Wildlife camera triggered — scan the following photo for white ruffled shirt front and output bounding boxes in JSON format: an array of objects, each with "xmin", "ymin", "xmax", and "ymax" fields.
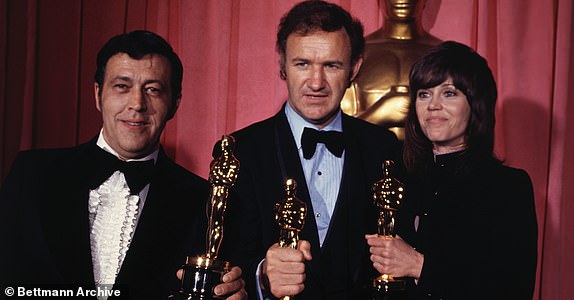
[
  {"xmin": 89, "ymin": 132, "xmax": 158, "ymax": 296},
  {"xmin": 89, "ymin": 172, "xmax": 140, "ymax": 286}
]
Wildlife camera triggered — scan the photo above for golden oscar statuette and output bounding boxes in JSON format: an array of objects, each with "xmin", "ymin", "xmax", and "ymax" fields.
[
  {"xmin": 275, "ymin": 179, "xmax": 307, "ymax": 300},
  {"xmin": 170, "ymin": 135, "xmax": 240, "ymax": 300},
  {"xmin": 372, "ymin": 160, "xmax": 407, "ymax": 300}
]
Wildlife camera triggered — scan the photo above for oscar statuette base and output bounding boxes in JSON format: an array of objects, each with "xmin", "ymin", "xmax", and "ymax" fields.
[
  {"xmin": 169, "ymin": 256, "xmax": 230, "ymax": 300},
  {"xmin": 372, "ymin": 274, "xmax": 407, "ymax": 300}
]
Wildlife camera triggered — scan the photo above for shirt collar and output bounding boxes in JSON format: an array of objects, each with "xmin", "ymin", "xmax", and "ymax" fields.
[
  {"xmin": 284, "ymin": 102, "xmax": 343, "ymax": 151},
  {"xmin": 96, "ymin": 129, "xmax": 159, "ymax": 163}
]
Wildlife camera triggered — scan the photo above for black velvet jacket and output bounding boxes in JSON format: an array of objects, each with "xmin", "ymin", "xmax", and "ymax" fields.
[{"xmin": 397, "ymin": 152, "xmax": 538, "ymax": 300}]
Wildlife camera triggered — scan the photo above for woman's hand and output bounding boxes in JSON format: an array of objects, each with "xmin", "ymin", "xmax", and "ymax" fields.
[{"xmin": 365, "ymin": 234, "xmax": 424, "ymax": 279}]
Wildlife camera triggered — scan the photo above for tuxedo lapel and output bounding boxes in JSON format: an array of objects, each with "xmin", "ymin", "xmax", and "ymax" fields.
[
  {"xmin": 340, "ymin": 115, "xmax": 374, "ymax": 283},
  {"xmin": 39, "ymin": 139, "xmax": 100, "ymax": 284}
]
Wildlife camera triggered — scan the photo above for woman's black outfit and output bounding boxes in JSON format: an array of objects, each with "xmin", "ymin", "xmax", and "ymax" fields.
[{"xmin": 398, "ymin": 151, "xmax": 538, "ymax": 299}]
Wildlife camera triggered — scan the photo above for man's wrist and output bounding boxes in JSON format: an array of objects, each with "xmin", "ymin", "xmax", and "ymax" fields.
[{"xmin": 256, "ymin": 258, "xmax": 272, "ymax": 299}]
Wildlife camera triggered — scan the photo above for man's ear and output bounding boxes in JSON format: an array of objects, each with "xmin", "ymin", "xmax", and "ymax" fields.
[
  {"xmin": 167, "ymin": 98, "xmax": 181, "ymax": 120},
  {"xmin": 279, "ymin": 55, "xmax": 287, "ymax": 80},
  {"xmin": 94, "ymin": 83, "xmax": 102, "ymax": 112},
  {"xmin": 349, "ymin": 56, "xmax": 364, "ymax": 82}
]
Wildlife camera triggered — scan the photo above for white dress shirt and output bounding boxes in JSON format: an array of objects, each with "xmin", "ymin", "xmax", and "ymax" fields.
[{"xmin": 285, "ymin": 102, "xmax": 344, "ymax": 246}]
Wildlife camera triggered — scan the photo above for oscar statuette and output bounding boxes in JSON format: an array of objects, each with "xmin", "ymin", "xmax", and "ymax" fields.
[
  {"xmin": 170, "ymin": 135, "xmax": 240, "ymax": 300},
  {"xmin": 372, "ymin": 160, "xmax": 407, "ymax": 300},
  {"xmin": 275, "ymin": 179, "xmax": 307, "ymax": 300}
]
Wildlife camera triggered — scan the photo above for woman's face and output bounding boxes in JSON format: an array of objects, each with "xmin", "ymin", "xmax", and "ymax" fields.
[{"xmin": 415, "ymin": 78, "xmax": 471, "ymax": 153}]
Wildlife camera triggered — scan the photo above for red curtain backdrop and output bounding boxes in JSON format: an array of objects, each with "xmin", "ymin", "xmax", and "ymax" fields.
[{"xmin": 1, "ymin": 0, "xmax": 572, "ymax": 298}]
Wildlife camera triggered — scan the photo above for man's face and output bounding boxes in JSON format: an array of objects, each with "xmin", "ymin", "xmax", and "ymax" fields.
[
  {"xmin": 95, "ymin": 53, "xmax": 178, "ymax": 159},
  {"xmin": 283, "ymin": 29, "xmax": 362, "ymax": 128}
]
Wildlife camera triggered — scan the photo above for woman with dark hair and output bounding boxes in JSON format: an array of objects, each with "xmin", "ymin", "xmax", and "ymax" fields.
[{"xmin": 366, "ymin": 41, "xmax": 538, "ymax": 299}]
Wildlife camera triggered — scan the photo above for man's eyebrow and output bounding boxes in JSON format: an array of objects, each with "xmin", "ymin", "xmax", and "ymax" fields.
[
  {"xmin": 289, "ymin": 57, "xmax": 344, "ymax": 66},
  {"xmin": 109, "ymin": 76, "xmax": 132, "ymax": 82},
  {"xmin": 142, "ymin": 79, "xmax": 165, "ymax": 85},
  {"xmin": 290, "ymin": 57, "xmax": 309, "ymax": 62},
  {"xmin": 323, "ymin": 60, "xmax": 344, "ymax": 66}
]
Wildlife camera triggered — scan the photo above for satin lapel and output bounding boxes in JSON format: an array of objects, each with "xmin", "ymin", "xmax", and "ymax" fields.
[
  {"xmin": 39, "ymin": 140, "xmax": 99, "ymax": 284},
  {"xmin": 332, "ymin": 115, "xmax": 373, "ymax": 282},
  {"xmin": 272, "ymin": 110, "xmax": 323, "ymax": 279}
]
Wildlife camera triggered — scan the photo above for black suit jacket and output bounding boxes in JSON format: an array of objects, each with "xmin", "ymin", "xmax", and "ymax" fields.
[
  {"xmin": 221, "ymin": 107, "xmax": 399, "ymax": 299},
  {"xmin": 0, "ymin": 137, "xmax": 209, "ymax": 299}
]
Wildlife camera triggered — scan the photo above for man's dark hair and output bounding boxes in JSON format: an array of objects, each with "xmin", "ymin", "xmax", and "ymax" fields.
[
  {"xmin": 276, "ymin": 0, "xmax": 365, "ymax": 79},
  {"xmin": 404, "ymin": 41, "xmax": 499, "ymax": 176},
  {"xmin": 94, "ymin": 30, "xmax": 183, "ymax": 108}
]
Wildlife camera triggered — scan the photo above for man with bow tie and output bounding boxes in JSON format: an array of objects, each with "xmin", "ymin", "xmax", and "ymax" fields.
[
  {"xmin": 0, "ymin": 30, "xmax": 246, "ymax": 300},
  {"xmin": 219, "ymin": 1, "xmax": 399, "ymax": 299}
]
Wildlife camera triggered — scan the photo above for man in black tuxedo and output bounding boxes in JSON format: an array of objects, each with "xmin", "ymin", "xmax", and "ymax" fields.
[
  {"xmin": 0, "ymin": 30, "xmax": 246, "ymax": 300},
  {"xmin": 221, "ymin": 1, "xmax": 400, "ymax": 299}
]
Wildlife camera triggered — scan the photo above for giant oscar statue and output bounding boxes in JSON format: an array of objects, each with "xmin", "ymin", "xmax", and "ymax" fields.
[
  {"xmin": 341, "ymin": 0, "xmax": 441, "ymax": 140},
  {"xmin": 372, "ymin": 160, "xmax": 406, "ymax": 300},
  {"xmin": 171, "ymin": 135, "xmax": 240, "ymax": 300}
]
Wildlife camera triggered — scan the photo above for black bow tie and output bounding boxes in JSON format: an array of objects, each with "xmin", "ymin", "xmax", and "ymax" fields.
[
  {"xmin": 301, "ymin": 127, "xmax": 344, "ymax": 159},
  {"xmin": 92, "ymin": 147, "xmax": 155, "ymax": 195}
]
